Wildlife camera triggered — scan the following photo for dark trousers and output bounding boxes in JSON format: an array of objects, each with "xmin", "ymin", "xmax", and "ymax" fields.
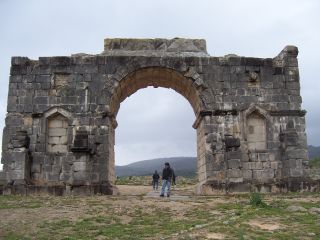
[{"xmin": 153, "ymin": 180, "xmax": 159, "ymax": 190}]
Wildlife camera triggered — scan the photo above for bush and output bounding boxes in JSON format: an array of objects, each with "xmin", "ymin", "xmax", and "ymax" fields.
[
  {"xmin": 249, "ymin": 192, "xmax": 267, "ymax": 207},
  {"xmin": 310, "ymin": 157, "xmax": 320, "ymax": 168}
]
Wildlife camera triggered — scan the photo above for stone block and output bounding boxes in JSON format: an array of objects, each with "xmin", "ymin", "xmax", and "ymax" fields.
[
  {"xmin": 10, "ymin": 65, "xmax": 27, "ymax": 75},
  {"xmin": 44, "ymin": 165, "xmax": 52, "ymax": 172},
  {"xmin": 48, "ymin": 136, "xmax": 67, "ymax": 145},
  {"xmin": 60, "ymin": 173, "xmax": 71, "ymax": 182},
  {"xmin": 270, "ymin": 161, "xmax": 280, "ymax": 169},
  {"xmin": 34, "ymin": 104, "xmax": 49, "ymax": 112},
  {"xmin": 228, "ymin": 177, "xmax": 243, "ymax": 183},
  {"xmin": 91, "ymin": 173, "xmax": 100, "ymax": 182},
  {"xmin": 227, "ymin": 149, "xmax": 242, "ymax": 159},
  {"xmin": 48, "ymin": 144, "xmax": 67, "ymax": 153},
  {"xmin": 252, "ymin": 169, "xmax": 274, "ymax": 179},
  {"xmin": 5, "ymin": 151, "xmax": 30, "ymax": 182},
  {"xmin": 48, "ymin": 128, "xmax": 67, "ymax": 137},
  {"xmin": 48, "ymin": 119, "xmax": 64, "ymax": 128},
  {"xmin": 36, "ymin": 74, "xmax": 51, "ymax": 83},
  {"xmin": 12, "ymin": 140, "xmax": 26, "ymax": 148},
  {"xmin": 39, "ymin": 57, "xmax": 50, "ymax": 65},
  {"xmin": 243, "ymin": 170, "xmax": 253, "ymax": 179},
  {"xmin": 11, "ymin": 57, "xmax": 29, "ymax": 66},
  {"xmin": 73, "ymin": 171, "xmax": 87, "ymax": 181},
  {"xmin": 48, "ymin": 136, "xmax": 60, "ymax": 145},
  {"xmin": 41, "ymin": 82, "xmax": 51, "ymax": 90},
  {"xmin": 50, "ymin": 57, "xmax": 71, "ymax": 66},
  {"xmin": 73, "ymin": 161, "xmax": 86, "ymax": 172},
  {"xmin": 7, "ymin": 96, "xmax": 17, "ymax": 112},
  {"xmin": 10, "ymin": 75, "xmax": 23, "ymax": 83},
  {"xmin": 286, "ymin": 82, "xmax": 300, "ymax": 90},
  {"xmin": 288, "ymin": 159, "xmax": 302, "ymax": 168},
  {"xmin": 227, "ymin": 169, "xmax": 242, "ymax": 178},
  {"xmin": 59, "ymin": 136, "xmax": 68, "ymax": 145},
  {"xmin": 52, "ymin": 164, "xmax": 62, "ymax": 174},
  {"xmin": 206, "ymin": 170, "xmax": 226, "ymax": 181},
  {"xmin": 228, "ymin": 159, "xmax": 241, "ymax": 169},
  {"xmin": 289, "ymin": 168, "xmax": 303, "ymax": 177},
  {"xmin": 47, "ymin": 173, "xmax": 60, "ymax": 181},
  {"xmin": 285, "ymin": 149, "xmax": 308, "ymax": 160},
  {"xmin": 262, "ymin": 162, "xmax": 271, "ymax": 169},
  {"xmin": 35, "ymin": 144, "xmax": 46, "ymax": 152},
  {"xmin": 225, "ymin": 137, "xmax": 240, "ymax": 148},
  {"xmin": 258, "ymin": 153, "xmax": 270, "ymax": 162},
  {"xmin": 62, "ymin": 162, "xmax": 72, "ymax": 172},
  {"xmin": 243, "ymin": 162, "xmax": 262, "ymax": 170}
]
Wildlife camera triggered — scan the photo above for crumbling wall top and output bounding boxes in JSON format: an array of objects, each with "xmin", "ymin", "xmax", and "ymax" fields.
[{"xmin": 102, "ymin": 38, "xmax": 208, "ymax": 56}]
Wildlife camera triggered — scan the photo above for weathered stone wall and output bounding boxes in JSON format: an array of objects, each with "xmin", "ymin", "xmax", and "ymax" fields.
[{"xmin": 1, "ymin": 38, "xmax": 318, "ymax": 195}]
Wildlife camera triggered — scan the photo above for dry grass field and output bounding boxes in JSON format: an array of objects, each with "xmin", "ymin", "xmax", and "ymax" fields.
[{"xmin": 0, "ymin": 181, "xmax": 319, "ymax": 240}]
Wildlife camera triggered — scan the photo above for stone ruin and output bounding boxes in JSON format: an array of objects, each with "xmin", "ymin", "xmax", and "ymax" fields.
[{"xmin": 0, "ymin": 38, "xmax": 319, "ymax": 195}]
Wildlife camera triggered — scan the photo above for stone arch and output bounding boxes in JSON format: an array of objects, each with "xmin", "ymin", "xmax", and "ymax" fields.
[
  {"xmin": 107, "ymin": 66, "xmax": 205, "ymax": 185},
  {"xmin": 244, "ymin": 106, "xmax": 269, "ymax": 151},
  {"xmin": 109, "ymin": 67, "xmax": 203, "ymax": 118},
  {"xmin": 43, "ymin": 107, "xmax": 73, "ymax": 120}
]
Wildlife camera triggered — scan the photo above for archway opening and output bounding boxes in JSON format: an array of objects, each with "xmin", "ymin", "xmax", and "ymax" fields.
[{"xmin": 109, "ymin": 67, "xmax": 201, "ymax": 195}]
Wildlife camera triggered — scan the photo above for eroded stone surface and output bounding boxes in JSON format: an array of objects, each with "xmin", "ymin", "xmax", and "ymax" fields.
[{"xmin": 1, "ymin": 38, "xmax": 319, "ymax": 195}]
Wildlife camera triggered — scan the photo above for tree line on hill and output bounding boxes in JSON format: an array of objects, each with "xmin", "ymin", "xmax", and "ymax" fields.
[{"xmin": 116, "ymin": 146, "xmax": 320, "ymax": 177}]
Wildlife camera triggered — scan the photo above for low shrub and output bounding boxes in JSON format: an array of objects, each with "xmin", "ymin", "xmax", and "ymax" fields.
[{"xmin": 249, "ymin": 192, "xmax": 268, "ymax": 208}]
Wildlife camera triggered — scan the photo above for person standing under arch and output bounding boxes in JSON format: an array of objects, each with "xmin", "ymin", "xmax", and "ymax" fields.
[
  {"xmin": 160, "ymin": 162, "xmax": 174, "ymax": 197},
  {"xmin": 152, "ymin": 170, "xmax": 160, "ymax": 190}
]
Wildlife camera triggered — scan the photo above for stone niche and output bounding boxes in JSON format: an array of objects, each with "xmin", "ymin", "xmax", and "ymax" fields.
[
  {"xmin": 247, "ymin": 111, "xmax": 267, "ymax": 150},
  {"xmin": 47, "ymin": 113, "xmax": 68, "ymax": 153},
  {"xmin": 0, "ymin": 38, "xmax": 319, "ymax": 196}
]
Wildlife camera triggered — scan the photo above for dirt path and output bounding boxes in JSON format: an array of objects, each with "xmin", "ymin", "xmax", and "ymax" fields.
[
  {"xmin": 116, "ymin": 184, "xmax": 195, "ymax": 200},
  {"xmin": 116, "ymin": 185, "xmax": 152, "ymax": 195}
]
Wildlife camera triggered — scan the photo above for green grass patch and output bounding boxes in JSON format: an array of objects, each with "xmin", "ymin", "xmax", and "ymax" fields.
[
  {"xmin": 1, "ymin": 193, "xmax": 320, "ymax": 239},
  {"xmin": 249, "ymin": 192, "xmax": 268, "ymax": 208},
  {"xmin": 310, "ymin": 157, "xmax": 320, "ymax": 168},
  {"xmin": 35, "ymin": 208, "xmax": 207, "ymax": 240},
  {"xmin": 0, "ymin": 195, "xmax": 42, "ymax": 209}
]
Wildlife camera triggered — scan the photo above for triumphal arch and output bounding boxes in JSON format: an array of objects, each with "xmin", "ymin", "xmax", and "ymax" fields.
[{"xmin": 1, "ymin": 38, "xmax": 318, "ymax": 195}]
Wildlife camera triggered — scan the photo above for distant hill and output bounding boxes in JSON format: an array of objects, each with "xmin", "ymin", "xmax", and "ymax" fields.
[
  {"xmin": 308, "ymin": 145, "xmax": 320, "ymax": 159},
  {"xmin": 116, "ymin": 146, "xmax": 320, "ymax": 177},
  {"xmin": 116, "ymin": 157, "xmax": 196, "ymax": 177}
]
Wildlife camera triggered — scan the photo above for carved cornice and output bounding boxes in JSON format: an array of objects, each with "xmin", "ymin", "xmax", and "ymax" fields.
[
  {"xmin": 270, "ymin": 110, "xmax": 306, "ymax": 117},
  {"xmin": 192, "ymin": 109, "xmax": 306, "ymax": 129},
  {"xmin": 199, "ymin": 110, "xmax": 238, "ymax": 117}
]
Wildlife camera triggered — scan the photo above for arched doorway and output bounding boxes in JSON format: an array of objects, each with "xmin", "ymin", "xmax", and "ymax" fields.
[
  {"xmin": 107, "ymin": 67, "xmax": 204, "ymax": 188},
  {"xmin": 114, "ymin": 87, "xmax": 196, "ymax": 194}
]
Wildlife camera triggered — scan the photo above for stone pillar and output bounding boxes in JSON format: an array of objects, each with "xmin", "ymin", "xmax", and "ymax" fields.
[
  {"xmin": 2, "ymin": 130, "xmax": 30, "ymax": 195},
  {"xmin": 280, "ymin": 119, "xmax": 313, "ymax": 191},
  {"xmin": 195, "ymin": 113, "xmax": 228, "ymax": 194}
]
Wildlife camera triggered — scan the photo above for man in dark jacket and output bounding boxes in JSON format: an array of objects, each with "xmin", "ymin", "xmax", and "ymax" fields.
[
  {"xmin": 160, "ymin": 162, "xmax": 173, "ymax": 197},
  {"xmin": 152, "ymin": 170, "xmax": 160, "ymax": 190}
]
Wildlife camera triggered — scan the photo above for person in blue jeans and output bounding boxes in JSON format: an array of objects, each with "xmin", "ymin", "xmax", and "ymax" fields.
[{"xmin": 160, "ymin": 162, "xmax": 174, "ymax": 197}]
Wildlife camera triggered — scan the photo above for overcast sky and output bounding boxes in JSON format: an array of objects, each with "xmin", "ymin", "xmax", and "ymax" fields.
[{"xmin": 0, "ymin": 0, "xmax": 319, "ymax": 167}]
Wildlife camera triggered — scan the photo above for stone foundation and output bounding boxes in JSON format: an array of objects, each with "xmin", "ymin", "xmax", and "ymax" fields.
[
  {"xmin": 197, "ymin": 178, "xmax": 320, "ymax": 195},
  {"xmin": 2, "ymin": 183, "xmax": 115, "ymax": 196}
]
